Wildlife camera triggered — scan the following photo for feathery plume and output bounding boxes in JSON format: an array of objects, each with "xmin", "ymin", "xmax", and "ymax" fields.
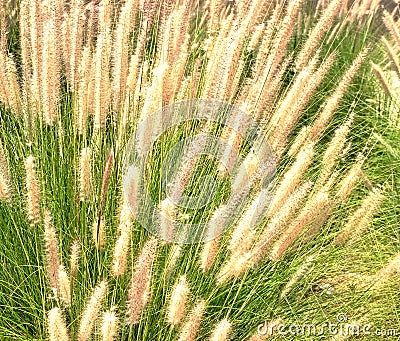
[
  {"xmin": 78, "ymin": 280, "xmax": 108, "ymax": 341},
  {"xmin": 218, "ymin": 125, "xmax": 245, "ymax": 178},
  {"xmin": 64, "ymin": 0, "xmax": 85, "ymax": 88},
  {"xmin": 78, "ymin": 147, "xmax": 92, "ymax": 201},
  {"xmin": 253, "ymin": 57, "xmax": 292, "ymax": 122},
  {"xmin": 92, "ymin": 22, "xmax": 111, "ymax": 129},
  {"xmin": 76, "ymin": 45, "xmax": 92, "ymax": 135},
  {"xmin": 69, "ymin": 240, "xmax": 80, "ymax": 279},
  {"xmin": 159, "ymin": 197, "xmax": 177, "ymax": 242},
  {"xmin": 166, "ymin": 275, "xmax": 190, "ymax": 327},
  {"xmin": 295, "ymin": 0, "xmax": 344, "ymax": 70},
  {"xmin": 200, "ymin": 237, "xmax": 220, "ymax": 272},
  {"xmin": 372, "ymin": 253, "xmax": 400, "ymax": 289},
  {"xmin": 271, "ymin": 51, "xmax": 336, "ymax": 153},
  {"xmin": 118, "ymin": 197, "xmax": 134, "ymax": 227},
  {"xmin": 0, "ymin": 165, "xmax": 11, "ymax": 200},
  {"xmin": 254, "ymin": 181, "xmax": 313, "ymax": 261},
  {"xmin": 217, "ymin": 251, "xmax": 255, "ymax": 284},
  {"xmin": 47, "ymin": 308, "xmax": 70, "ymax": 341},
  {"xmin": 25, "ymin": 155, "xmax": 41, "ymax": 224},
  {"xmin": 250, "ymin": 3, "xmax": 281, "ymax": 75},
  {"xmin": 382, "ymin": 36, "xmax": 400, "ymax": 77},
  {"xmin": 111, "ymin": 0, "xmax": 138, "ymax": 111},
  {"xmin": 168, "ymin": 138, "xmax": 204, "ymax": 202},
  {"xmin": 308, "ymin": 47, "xmax": 368, "ymax": 140},
  {"xmin": 336, "ymin": 155, "xmax": 364, "ymax": 201},
  {"xmin": 335, "ymin": 186, "xmax": 385, "ymax": 245},
  {"xmin": 287, "ymin": 125, "xmax": 311, "ymax": 157},
  {"xmin": 41, "ymin": 18, "xmax": 60, "ymax": 125},
  {"xmin": 229, "ymin": 188, "xmax": 273, "ymax": 255},
  {"xmin": 370, "ymin": 61, "xmax": 393, "ymax": 97},
  {"xmin": 19, "ymin": 0, "xmax": 31, "ymax": 82},
  {"xmin": 0, "ymin": 141, "xmax": 11, "ymax": 200},
  {"xmin": 209, "ymin": 318, "xmax": 232, "ymax": 341},
  {"xmin": 280, "ymin": 254, "xmax": 316, "ymax": 299},
  {"xmin": 111, "ymin": 220, "xmax": 131, "ymax": 276},
  {"xmin": 5, "ymin": 55, "xmax": 22, "ymax": 113},
  {"xmin": 267, "ymin": 142, "xmax": 315, "ymax": 218},
  {"xmin": 127, "ymin": 237, "xmax": 158, "ymax": 324},
  {"xmin": 268, "ymin": 0, "xmax": 304, "ymax": 76},
  {"xmin": 247, "ymin": 23, "xmax": 265, "ymax": 51},
  {"xmin": 96, "ymin": 150, "xmax": 114, "ymax": 239},
  {"xmin": 270, "ymin": 191, "xmax": 330, "ymax": 261},
  {"xmin": 320, "ymin": 114, "xmax": 354, "ymax": 182},
  {"xmin": 57, "ymin": 265, "xmax": 71, "ymax": 306},
  {"xmin": 43, "ymin": 210, "xmax": 61, "ymax": 292},
  {"xmin": 231, "ymin": 149, "xmax": 260, "ymax": 193},
  {"xmin": 99, "ymin": 150, "xmax": 114, "ymax": 212},
  {"xmin": 383, "ymin": 10, "xmax": 400, "ymax": 47},
  {"xmin": 101, "ymin": 309, "xmax": 119, "ymax": 341},
  {"xmin": 166, "ymin": 244, "xmax": 182, "ymax": 275},
  {"xmin": 177, "ymin": 299, "xmax": 206, "ymax": 341},
  {"xmin": 123, "ymin": 166, "xmax": 141, "ymax": 217}
]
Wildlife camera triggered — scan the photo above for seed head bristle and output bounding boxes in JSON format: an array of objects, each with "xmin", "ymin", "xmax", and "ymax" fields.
[
  {"xmin": 127, "ymin": 237, "xmax": 158, "ymax": 324},
  {"xmin": 43, "ymin": 210, "xmax": 61, "ymax": 293},
  {"xmin": 25, "ymin": 155, "xmax": 41, "ymax": 225},
  {"xmin": 47, "ymin": 307, "xmax": 70, "ymax": 341},
  {"xmin": 336, "ymin": 186, "xmax": 385, "ymax": 245},
  {"xmin": 78, "ymin": 280, "xmax": 108, "ymax": 341},
  {"xmin": 78, "ymin": 147, "xmax": 92, "ymax": 202},
  {"xmin": 200, "ymin": 237, "xmax": 220, "ymax": 272},
  {"xmin": 0, "ymin": 141, "xmax": 11, "ymax": 200},
  {"xmin": 166, "ymin": 275, "xmax": 190, "ymax": 327},
  {"xmin": 209, "ymin": 318, "xmax": 232, "ymax": 341},
  {"xmin": 57, "ymin": 265, "xmax": 71, "ymax": 306},
  {"xmin": 177, "ymin": 299, "xmax": 206, "ymax": 341},
  {"xmin": 270, "ymin": 191, "xmax": 330, "ymax": 261},
  {"xmin": 69, "ymin": 240, "xmax": 80, "ymax": 279},
  {"xmin": 101, "ymin": 308, "xmax": 119, "ymax": 341}
]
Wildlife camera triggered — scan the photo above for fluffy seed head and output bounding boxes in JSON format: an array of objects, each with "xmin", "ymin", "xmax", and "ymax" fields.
[
  {"xmin": 372, "ymin": 253, "xmax": 400, "ymax": 290},
  {"xmin": 253, "ymin": 180, "xmax": 313, "ymax": 262},
  {"xmin": 101, "ymin": 309, "xmax": 119, "ymax": 341},
  {"xmin": 79, "ymin": 147, "xmax": 92, "ymax": 201},
  {"xmin": 111, "ymin": 223, "xmax": 131, "ymax": 277},
  {"xmin": 47, "ymin": 308, "xmax": 70, "ymax": 341},
  {"xmin": 209, "ymin": 318, "xmax": 232, "ymax": 341},
  {"xmin": 200, "ymin": 237, "xmax": 220, "ymax": 271},
  {"xmin": 69, "ymin": 240, "xmax": 80, "ymax": 279},
  {"xmin": 268, "ymin": 142, "xmax": 315, "ymax": 218},
  {"xmin": 270, "ymin": 191, "xmax": 330, "ymax": 261},
  {"xmin": 43, "ymin": 210, "xmax": 61, "ymax": 293},
  {"xmin": 217, "ymin": 252, "xmax": 254, "ymax": 284},
  {"xmin": 78, "ymin": 280, "xmax": 108, "ymax": 341},
  {"xmin": 25, "ymin": 155, "xmax": 41, "ymax": 224},
  {"xmin": 336, "ymin": 186, "xmax": 385, "ymax": 245},
  {"xmin": 57, "ymin": 265, "xmax": 71, "ymax": 306},
  {"xmin": 0, "ymin": 141, "xmax": 11, "ymax": 200},
  {"xmin": 336, "ymin": 155, "xmax": 364, "ymax": 201},
  {"xmin": 177, "ymin": 299, "xmax": 206, "ymax": 341},
  {"xmin": 127, "ymin": 237, "xmax": 158, "ymax": 324},
  {"xmin": 167, "ymin": 275, "xmax": 190, "ymax": 327},
  {"xmin": 159, "ymin": 197, "xmax": 177, "ymax": 241}
]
